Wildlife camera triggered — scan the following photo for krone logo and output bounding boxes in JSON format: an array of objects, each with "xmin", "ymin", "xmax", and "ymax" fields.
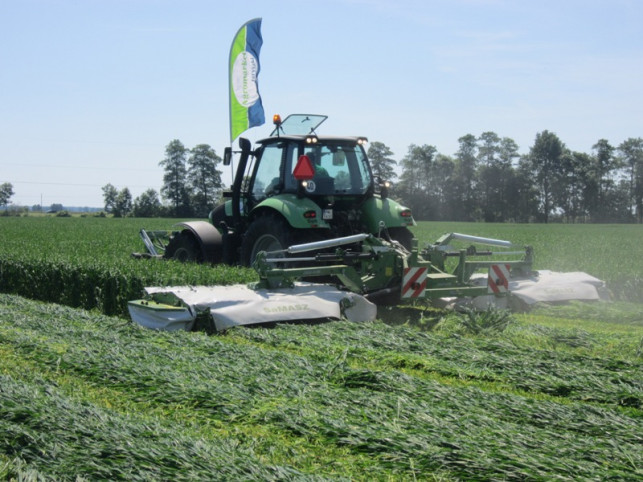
[{"xmin": 232, "ymin": 51, "xmax": 259, "ymax": 107}]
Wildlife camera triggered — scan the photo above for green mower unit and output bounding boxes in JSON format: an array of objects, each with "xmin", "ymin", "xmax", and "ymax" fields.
[{"xmin": 129, "ymin": 230, "xmax": 606, "ymax": 332}]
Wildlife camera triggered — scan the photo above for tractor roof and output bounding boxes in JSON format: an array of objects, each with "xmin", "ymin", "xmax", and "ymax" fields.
[
  {"xmin": 257, "ymin": 135, "xmax": 365, "ymax": 145},
  {"xmin": 258, "ymin": 113, "xmax": 367, "ymax": 146}
]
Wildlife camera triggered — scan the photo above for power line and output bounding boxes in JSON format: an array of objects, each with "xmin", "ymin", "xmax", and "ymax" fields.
[
  {"xmin": 2, "ymin": 162, "xmax": 158, "ymax": 172},
  {"xmin": 12, "ymin": 180, "xmax": 157, "ymax": 189}
]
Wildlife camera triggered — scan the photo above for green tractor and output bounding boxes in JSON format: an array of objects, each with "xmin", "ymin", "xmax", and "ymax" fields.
[{"xmin": 148, "ymin": 114, "xmax": 415, "ymax": 266}]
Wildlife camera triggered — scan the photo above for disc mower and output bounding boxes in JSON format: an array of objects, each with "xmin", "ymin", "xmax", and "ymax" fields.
[{"xmin": 129, "ymin": 231, "xmax": 606, "ymax": 332}]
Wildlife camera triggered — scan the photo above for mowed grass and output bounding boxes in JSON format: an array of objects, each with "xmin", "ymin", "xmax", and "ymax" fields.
[{"xmin": 0, "ymin": 294, "xmax": 641, "ymax": 480}]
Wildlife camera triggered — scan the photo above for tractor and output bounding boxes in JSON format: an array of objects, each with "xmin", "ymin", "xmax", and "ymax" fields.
[{"xmin": 141, "ymin": 114, "xmax": 415, "ymax": 266}]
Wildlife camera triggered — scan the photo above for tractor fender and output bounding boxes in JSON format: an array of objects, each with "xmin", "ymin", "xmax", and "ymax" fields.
[
  {"xmin": 360, "ymin": 197, "xmax": 416, "ymax": 233},
  {"xmin": 250, "ymin": 194, "xmax": 331, "ymax": 229},
  {"xmin": 174, "ymin": 221, "xmax": 222, "ymax": 263}
]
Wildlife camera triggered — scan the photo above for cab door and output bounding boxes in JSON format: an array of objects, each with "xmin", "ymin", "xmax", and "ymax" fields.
[{"xmin": 247, "ymin": 143, "xmax": 286, "ymax": 206}]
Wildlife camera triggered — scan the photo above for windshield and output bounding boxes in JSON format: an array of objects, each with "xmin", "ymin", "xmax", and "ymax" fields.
[
  {"xmin": 285, "ymin": 141, "xmax": 373, "ymax": 196},
  {"xmin": 271, "ymin": 114, "xmax": 328, "ymax": 136}
]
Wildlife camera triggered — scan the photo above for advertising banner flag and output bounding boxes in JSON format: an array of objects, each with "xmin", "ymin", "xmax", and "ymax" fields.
[{"xmin": 229, "ymin": 18, "xmax": 265, "ymax": 143}]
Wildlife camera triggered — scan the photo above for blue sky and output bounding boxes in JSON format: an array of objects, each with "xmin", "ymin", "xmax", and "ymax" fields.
[{"xmin": 1, "ymin": 0, "xmax": 641, "ymax": 208}]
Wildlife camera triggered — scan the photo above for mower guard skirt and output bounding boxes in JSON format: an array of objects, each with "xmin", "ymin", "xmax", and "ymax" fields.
[
  {"xmin": 452, "ymin": 269, "xmax": 607, "ymax": 310},
  {"xmin": 508, "ymin": 270, "xmax": 607, "ymax": 305},
  {"xmin": 129, "ymin": 282, "xmax": 377, "ymax": 332}
]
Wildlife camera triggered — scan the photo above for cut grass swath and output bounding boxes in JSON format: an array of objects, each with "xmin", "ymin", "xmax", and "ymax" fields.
[
  {"xmin": 0, "ymin": 375, "xmax": 307, "ymax": 481},
  {"xmin": 1, "ymin": 294, "xmax": 641, "ymax": 480}
]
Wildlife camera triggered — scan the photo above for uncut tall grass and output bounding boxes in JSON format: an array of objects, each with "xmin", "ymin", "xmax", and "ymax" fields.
[
  {"xmin": 0, "ymin": 216, "xmax": 256, "ymax": 315},
  {"xmin": 1, "ymin": 217, "xmax": 642, "ymax": 316}
]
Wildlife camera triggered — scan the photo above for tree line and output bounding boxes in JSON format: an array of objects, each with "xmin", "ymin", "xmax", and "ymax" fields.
[
  {"xmin": 102, "ymin": 140, "xmax": 223, "ymax": 218},
  {"xmin": 98, "ymin": 132, "xmax": 642, "ymax": 223},
  {"xmin": 369, "ymin": 132, "xmax": 643, "ymax": 223}
]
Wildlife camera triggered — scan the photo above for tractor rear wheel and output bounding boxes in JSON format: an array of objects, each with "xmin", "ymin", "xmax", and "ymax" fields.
[
  {"xmin": 165, "ymin": 232, "xmax": 202, "ymax": 262},
  {"xmin": 241, "ymin": 214, "xmax": 295, "ymax": 266},
  {"xmin": 388, "ymin": 227, "xmax": 414, "ymax": 251}
]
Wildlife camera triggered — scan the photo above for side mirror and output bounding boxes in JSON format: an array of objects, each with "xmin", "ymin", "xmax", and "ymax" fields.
[{"xmin": 223, "ymin": 147, "xmax": 232, "ymax": 166}]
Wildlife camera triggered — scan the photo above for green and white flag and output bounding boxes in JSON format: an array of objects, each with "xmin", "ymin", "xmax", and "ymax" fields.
[{"xmin": 229, "ymin": 18, "xmax": 265, "ymax": 143}]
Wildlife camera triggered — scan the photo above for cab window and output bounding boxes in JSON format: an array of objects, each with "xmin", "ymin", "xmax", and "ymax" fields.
[
  {"xmin": 250, "ymin": 144, "xmax": 283, "ymax": 201},
  {"xmin": 290, "ymin": 142, "xmax": 372, "ymax": 195}
]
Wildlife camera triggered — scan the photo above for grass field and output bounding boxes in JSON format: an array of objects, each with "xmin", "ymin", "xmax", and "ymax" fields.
[{"xmin": 0, "ymin": 216, "xmax": 642, "ymax": 480}]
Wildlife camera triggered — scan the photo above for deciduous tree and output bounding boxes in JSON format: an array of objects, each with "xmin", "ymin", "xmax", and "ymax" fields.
[
  {"xmin": 133, "ymin": 189, "xmax": 162, "ymax": 217},
  {"xmin": 112, "ymin": 188, "xmax": 132, "ymax": 218},
  {"xmin": 188, "ymin": 144, "xmax": 223, "ymax": 217},
  {"xmin": 0, "ymin": 182, "xmax": 14, "ymax": 208},
  {"xmin": 101, "ymin": 183, "xmax": 118, "ymax": 213},
  {"xmin": 397, "ymin": 144, "xmax": 437, "ymax": 220}
]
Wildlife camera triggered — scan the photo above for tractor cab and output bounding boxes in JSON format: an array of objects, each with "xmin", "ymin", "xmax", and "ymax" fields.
[
  {"xmin": 249, "ymin": 134, "xmax": 373, "ymax": 203},
  {"xmin": 245, "ymin": 114, "xmax": 373, "ymax": 203},
  {"xmin": 174, "ymin": 114, "xmax": 416, "ymax": 266}
]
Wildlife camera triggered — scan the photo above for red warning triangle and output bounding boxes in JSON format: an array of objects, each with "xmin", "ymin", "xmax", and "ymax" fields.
[{"xmin": 293, "ymin": 155, "xmax": 315, "ymax": 180}]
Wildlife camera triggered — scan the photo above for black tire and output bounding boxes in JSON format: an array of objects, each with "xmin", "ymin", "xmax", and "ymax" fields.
[
  {"xmin": 388, "ymin": 227, "xmax": 414, "ymax": 251},
  {"xmin": 164, "ymin": 232, "xmax": 203, "ymax": 262},
  {"xmin": 241, "ymin": 214, "xmax": 294, "ymax": 266}
]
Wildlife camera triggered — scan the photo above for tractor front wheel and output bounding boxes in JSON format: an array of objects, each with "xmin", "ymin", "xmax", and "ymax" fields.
[{"xmin": 241, "ymin": 214, "xmax": 295, "ymax": 266}]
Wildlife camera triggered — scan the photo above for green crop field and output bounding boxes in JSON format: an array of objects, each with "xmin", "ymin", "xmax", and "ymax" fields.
[
  {"xmin": 0, "ymin": 216, "xmax": 642, "ymax": 480},
  {"xmin": 0, "ymin": 217, "xmax": 257, "ymax": 315}
]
